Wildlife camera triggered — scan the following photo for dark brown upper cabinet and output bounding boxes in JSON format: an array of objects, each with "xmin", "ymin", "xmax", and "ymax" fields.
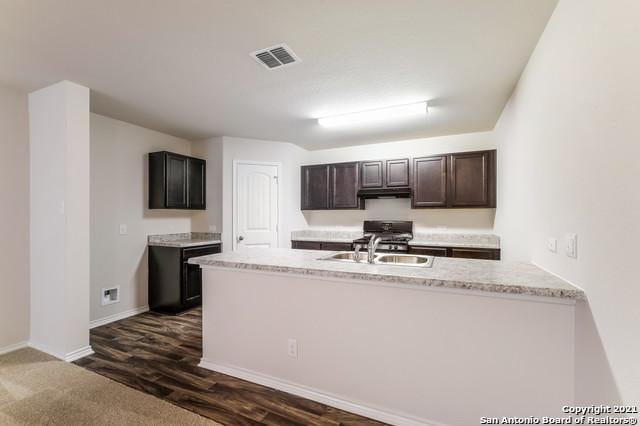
[
  {"xmin": 301, "ymin": 164, "xmax": 330, "ymax": 210},
  {"xmin": 301, "ymin": 162, "xmax": 361, "ymax": 210},
  {"xmin": 412, "ymin": 150, "xmax": 496, "ymax": 208},
  {"xmin": 301, "ymin": 150, "xmax": 496, "ymax": 211},
  {"xmin": 385, "ymin": 159, "xmax": 410, "ymax": 187},
  {"xmin": 330, "ymin": 162, "xmax": 360, "ymax": 209},
  {"xmin": 149, "ymin": 151, "xmax": 206, "ymax": 210},
  {"xmin": 449, "ymin": 151, "xmax": 495, "ymax": 207},
  {"xmin": 187, "ymin": 157, "xmax": 206, "ymax": 210},
  {"xmin": 360, "ymin": 161, "xmax": 384, "ymax": 188},
  {"xmin": 412, "ymin": 155, "xmax": 448, "ymax": 207},
  {"xmin": 360, "ymin": 159, "xmax": 409, "ymax": 189}
]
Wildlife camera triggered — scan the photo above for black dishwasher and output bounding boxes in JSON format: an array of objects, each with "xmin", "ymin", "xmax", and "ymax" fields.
[{"xmin": 149, "ymin": 243, "xmax": 221, "ymax": 314}]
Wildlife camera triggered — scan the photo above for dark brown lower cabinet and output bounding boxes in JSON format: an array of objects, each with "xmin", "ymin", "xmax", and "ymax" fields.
[
  {"xmin": 291, "ymin": 241, "xmax": 353, "ymax": 251},
  {"xmin": 149, "ymin": 243, "xmax": 221, "ymax": 314},
  {"xmin": 409, "ymin": 245, "xmax": 501, "ymax": 260}
]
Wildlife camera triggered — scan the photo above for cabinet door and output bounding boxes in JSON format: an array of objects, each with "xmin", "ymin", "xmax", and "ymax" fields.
[
  {"xmin": 187, "ymin": 157, "xmax": 206, "ymax": 209},
  {"xmin": 449, "ymin": 151, "xmax": 494, "ymax": 207},
  {"xmin": 360, "ymin": 161, "xmax": 383, "ymax": 188},
  {"xmin": 330, "ymin": 162, "xmax": 360, "ymax": 209},
  {"xmin": 385, "ymin": 159, "xmax": 409, "ymax": 187},
  {"xmin": 182, "ymin": 263, "xmax": 202, "ymax": 304},
  {"xmin": 412, "ymin": 156, "xmax": 448, "ymax": 207},
  {"xmin": 450, "ymin": 248, "xmax": 500, "ymax": 260},
  {"xmin": 301, "ymin": 165, "xmax": 330, "ymax": 210},
  {"xmin": 166, "ymin": 153, "xmax": 188, "ymax": 208}
]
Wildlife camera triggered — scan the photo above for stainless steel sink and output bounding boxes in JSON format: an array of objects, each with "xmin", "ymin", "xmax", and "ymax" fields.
[
  {"xmin": 324, "ymin": 251, "xmax": 365, "ymax": 262},
  {"xmin": 376, "ymin": 254, "xmax": 434, "ymax": 267},
  {"xmin": 322, "ymin": 252, "xmax": 433, "ymax": 268}
]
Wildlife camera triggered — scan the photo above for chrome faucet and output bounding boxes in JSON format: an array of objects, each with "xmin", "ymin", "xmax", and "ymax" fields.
[
  {"xmin": 354, "ymin": 243, "xmax": 363, "ymax": 262},
  {"xmin": 367, "ymin": 234, "xmax": 382, "ymax": 263}
]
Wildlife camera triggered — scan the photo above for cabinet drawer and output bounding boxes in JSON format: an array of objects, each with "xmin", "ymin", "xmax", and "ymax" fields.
[
  {"xmin": 409, "ymin": 246, "xmax": 448, "ymax": 257},
  {"xmin": 321, "ymin": 242, "xmax": 353, "ymax": 251},
  {"xmin": 181, "ymin": 244, "xmax": 221, "ymax": 260},
  {"xmin": 292, "ymin": 241, "xmax": 322, "ymax": 250},
  {"xmin": 450, "ymin": 248, "xmax": 500, "ymax": 260}
]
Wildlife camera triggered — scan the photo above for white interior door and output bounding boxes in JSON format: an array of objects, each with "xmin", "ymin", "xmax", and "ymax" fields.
[{"xmin": 234, "ymin": 162, "xmax": 279, "ymax": 250}]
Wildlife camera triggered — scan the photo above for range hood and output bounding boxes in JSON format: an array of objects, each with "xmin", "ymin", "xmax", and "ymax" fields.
[{"xmin": 357, "ymin": 187, "xmax": 412, "ymax": 199}]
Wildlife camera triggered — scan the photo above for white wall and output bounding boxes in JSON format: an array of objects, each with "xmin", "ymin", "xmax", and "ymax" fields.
[
  {"xmin": 191, "ymin": 137, "xmax": 223, "ymax": 232},
  {"xmin": 29, "ymin": 81, "xmax": 91, "ymax": 360},
  {"xmin": 0, "ymin": 83, "xmax": 29, "ymax": 353},
  {"xmin": 217, "ymin": 136, "xmax": 308, "ymax": 249},
  {"xmin": 493, "ymin": 0, "xmax": 639, "ymax": 405},
  {"xmin": 304, "ymin": 131, "xmax": 497, "ymax": 231},
  {"xmin": 90, "ymin": 113, "xmax": 193, "ymax": 322}
]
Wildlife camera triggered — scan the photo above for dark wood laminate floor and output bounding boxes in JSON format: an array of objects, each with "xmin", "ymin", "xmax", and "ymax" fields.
[{"xmin": 75, "ymin": 307, "xmax": 386, "ymax": 426}]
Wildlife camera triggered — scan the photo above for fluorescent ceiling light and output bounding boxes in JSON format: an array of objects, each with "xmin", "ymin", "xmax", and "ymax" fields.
[{"xmin": 317, "ymin": 101, "xmax": 428, "ymax": 127}]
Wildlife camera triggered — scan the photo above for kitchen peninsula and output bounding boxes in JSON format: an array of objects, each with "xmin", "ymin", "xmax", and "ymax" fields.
[{"xmin": 191, "ymin": 248, "xmax": 584, "ymax": 425}]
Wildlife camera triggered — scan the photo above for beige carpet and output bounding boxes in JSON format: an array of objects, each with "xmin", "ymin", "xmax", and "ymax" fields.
[{"xmin": 0, "ymin": 348, "xmax": 220, "ymax": 425}]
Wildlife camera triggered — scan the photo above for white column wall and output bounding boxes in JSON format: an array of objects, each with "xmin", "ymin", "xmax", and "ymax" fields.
[{"xmin": 29, "ymin": 81, "xmax": 91, "ymax": 360}]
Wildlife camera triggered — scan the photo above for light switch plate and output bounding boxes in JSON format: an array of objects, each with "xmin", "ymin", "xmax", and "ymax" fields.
[
  {"xmin": 119, "ymin": 224, "xmax": 128, "ymax": 235},
  {"xmin": 547, "ymin": 237, "xmax": 557, "ymax": 253},
  {"xmin": 565, "ymin": 233, "xmax": 577, "ymax": 258}
]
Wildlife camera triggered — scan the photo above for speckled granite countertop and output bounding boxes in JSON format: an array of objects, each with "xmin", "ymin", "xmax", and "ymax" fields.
[
  {"xmin": 290, "ymin": 229, "xmax": 362, "ymax": 243},
  {"xmin": 148, "ymin": 232, "xmax": 222, "ymax": 248},
  {"xmin": 190, "ymin": 248, "xmax": 583, "ymax": 300},
  {"xmin": 290, "ymin": 229, "xmax": 500, "ymax": 249},
  {"xmin": 410, "ymin": 232, "xmax": 500, "ymax": 249}
]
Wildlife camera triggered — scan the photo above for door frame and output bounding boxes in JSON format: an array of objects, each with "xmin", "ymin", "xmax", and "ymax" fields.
[{"xmin": 232, "ymin": 160, "xmax": 282, "ymax": 251}]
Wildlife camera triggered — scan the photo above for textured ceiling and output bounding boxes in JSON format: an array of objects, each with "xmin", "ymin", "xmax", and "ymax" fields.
[{"xmin": 0, "ymin": 0, "xmax": 557, "ymax": 149}]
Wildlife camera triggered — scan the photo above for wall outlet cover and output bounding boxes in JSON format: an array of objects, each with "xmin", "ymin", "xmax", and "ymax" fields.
[
  {"xmin": 119, "ymin": 224, "xmax": 128, "ymax": 235},
  {"xmin": 547, "ymin": 237, "xmax": 557, "ymax": 253}
]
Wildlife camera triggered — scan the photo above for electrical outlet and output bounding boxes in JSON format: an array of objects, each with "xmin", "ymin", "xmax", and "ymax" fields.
[
  {"xmin": 287, "ymin": 339, "xmax": 298, "ymax": 358},
  {"xmin": 565, "ymin": 233, "xmax": 578, "ymax": 258},
  {"xmin": 119, "ymin": 224, "xmax": 128, "ymax": 235},
  {"xmin": 547, "ymin": 237, "xmax": 557, "ymax": 253}
]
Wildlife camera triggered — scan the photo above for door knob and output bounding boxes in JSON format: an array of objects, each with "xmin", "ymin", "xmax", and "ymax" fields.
[{"xmin": 237, "ymin": 235, "xmax": 244, "ymax": 242}]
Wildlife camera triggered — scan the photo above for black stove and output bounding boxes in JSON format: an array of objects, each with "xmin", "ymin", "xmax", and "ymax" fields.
[{"xmin": 352, "ymin": 220, "xmax": 413, "ymax": 252}]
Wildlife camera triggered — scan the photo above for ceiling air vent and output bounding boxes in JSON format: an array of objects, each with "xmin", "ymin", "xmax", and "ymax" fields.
[{"xmin": 251, "ymin": 43, "xmax": 301, "ymax": 70}]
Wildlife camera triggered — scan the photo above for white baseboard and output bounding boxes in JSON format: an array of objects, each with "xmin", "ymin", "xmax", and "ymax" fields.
[
  {"xmin": 63, "ymin": 346, "xmax": 94, "ymax": 362},
  {"xmin": 0, "ymin": 341, "xmax": 28, "ymax": 355},
  {"xmin": 89, "ymin": 305, "xmax": 149, "ymax": 329},
  {"xmin": 199, "ymin": 358, "xmax": 444, "ymax": 426},
  {"xmin": 28, "ymin": 341, "xmax": 94, "ymax": 362}
]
